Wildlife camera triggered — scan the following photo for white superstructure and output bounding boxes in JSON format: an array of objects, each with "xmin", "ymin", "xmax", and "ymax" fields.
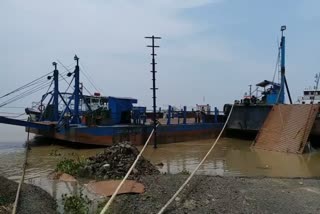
[{"xmin": 297, "ymin": 73, "xmax": 320, "ymax": 104}]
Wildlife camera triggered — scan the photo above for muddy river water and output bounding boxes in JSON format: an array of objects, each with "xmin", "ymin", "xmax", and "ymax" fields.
[
  {"xmin": 1, "ymin": 128, "xmax": 320, "ymax": 180},
  {"xmin": 1, "ymin": 125, "xmax": 320, "ymax": 211}
]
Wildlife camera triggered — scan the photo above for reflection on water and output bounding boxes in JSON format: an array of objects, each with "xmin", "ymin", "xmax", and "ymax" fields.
[
  {"xmin": 1, "ymin": 137, "xmax": 320, "ymax": 181},
  {"xmin": 141, "ymin": 138, "xmax": 320, "ymax": 177}
]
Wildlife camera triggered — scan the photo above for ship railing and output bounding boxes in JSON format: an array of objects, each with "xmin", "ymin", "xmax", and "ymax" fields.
[{"xmin": 145, "ymin": 107, "xmax": 223, "ymax": 125}]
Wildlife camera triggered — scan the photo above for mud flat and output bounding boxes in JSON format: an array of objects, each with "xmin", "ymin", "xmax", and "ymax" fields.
[
  {"xmin": 109, "ymin": 175, "xmax": 320, "ymax": 214},
  {"xmin": 1, "ymin": 174, "xmax": 320, "ymax": 213},
  {"xmin": 0, "ymin": 176, "xmax": 56, "ymax": 214}
]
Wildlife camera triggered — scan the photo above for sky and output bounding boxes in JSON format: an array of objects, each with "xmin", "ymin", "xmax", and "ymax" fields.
[{"xmin": 1, "ymin": 0, "xmax": 320, "ymax": 111}]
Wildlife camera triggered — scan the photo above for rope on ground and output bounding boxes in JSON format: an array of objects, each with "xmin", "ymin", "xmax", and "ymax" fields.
[
  {"xmin": 157, "ymin": 105, "xmax": 234, "ymax": 214},
  {"xmin": 100, "ymin": 124, "xmax": 159, "ymax": 214},
  {"xmin": 12, "ymin": 127, "xmax": 31, "ymax": 214}
]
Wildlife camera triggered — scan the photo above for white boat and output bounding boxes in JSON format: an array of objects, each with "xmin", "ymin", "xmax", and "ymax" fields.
[{"xmin": 297, "ymin": 74, "xmax": 320, "ymax": 104}]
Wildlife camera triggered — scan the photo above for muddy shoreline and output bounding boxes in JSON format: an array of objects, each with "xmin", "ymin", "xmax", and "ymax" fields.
[
  {"xmin": 1, "ymin": 174, "xmax": 320, "ymax": 213},
  {"xmin": 110, "ymin": 175, "xmax": 320, "ymax": 214}
]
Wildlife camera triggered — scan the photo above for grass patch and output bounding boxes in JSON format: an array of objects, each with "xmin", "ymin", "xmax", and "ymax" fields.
[
  {"xmin": 56, "ymin": 158, "xmax": 85, "ymax": 176},
  {"xmin": 179, "ymin": 169, "xmax": 191, "ymax": 175},
  {"xmin": 62, "ymin": 191, "xmax": 91, "ymax": 214}
]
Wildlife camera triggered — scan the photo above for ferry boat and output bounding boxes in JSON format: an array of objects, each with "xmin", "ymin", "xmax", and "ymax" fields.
[{"xmin": 0, "ymin": 56, "xmax": 224, "ymax": 146}]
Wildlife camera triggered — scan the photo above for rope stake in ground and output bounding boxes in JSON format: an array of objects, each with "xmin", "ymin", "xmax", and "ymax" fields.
[
  {"xmin": 157, "ymin": 105, "xmax": 234, "ymax": 214},
  {"xmin": 12, "ymin": 127, "xmax": 31, "ymax": 214},
  {"xmin": 100, "ymin": 124, "xmax": 159, "ymax": 214}
]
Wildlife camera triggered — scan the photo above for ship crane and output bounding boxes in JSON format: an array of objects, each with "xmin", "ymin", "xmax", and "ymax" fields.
[{"xmin": 278, "ymin": 25, "xmax": 293, "ymax": 104}]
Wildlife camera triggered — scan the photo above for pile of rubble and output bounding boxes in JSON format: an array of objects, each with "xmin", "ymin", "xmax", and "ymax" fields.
[{"xmin": 80, "ymin": 142, "xmax": 159, "ymax": 180}]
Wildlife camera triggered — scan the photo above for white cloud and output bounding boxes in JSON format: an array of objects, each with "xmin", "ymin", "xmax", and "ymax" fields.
[{"xmin": 0, "ymin": 0, "xmax": 232, "ymax": 109}]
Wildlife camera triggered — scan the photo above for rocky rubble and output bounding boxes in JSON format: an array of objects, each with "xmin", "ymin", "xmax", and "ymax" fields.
[{"xmin": 80, "ymin": 142, "xmax": 159, "ymax": 180}]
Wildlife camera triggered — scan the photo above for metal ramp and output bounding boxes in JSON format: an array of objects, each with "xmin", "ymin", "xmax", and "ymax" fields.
[{"xmin": 253, "ymin": 104, "xmax": 319, "ymax": 154}]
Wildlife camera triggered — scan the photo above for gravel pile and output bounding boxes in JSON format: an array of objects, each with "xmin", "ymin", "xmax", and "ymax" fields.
[
  {"xmin": 108, "ymin": 175, "xmax": 320, "ymax": 214},
  {"xmin": 81, "ymin": 142, "xmax": 159, "ymax": 180},
  {"xmin": 0, "ymin": 176, "xmax": 56, "ymax": 214}
]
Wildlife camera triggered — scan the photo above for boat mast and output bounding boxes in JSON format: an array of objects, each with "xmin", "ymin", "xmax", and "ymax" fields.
[
  {"xmin": 315, "ymin": 73, "xmax": 320, "ymax": 90},
  {"xmin": 71, "ymin": 55, "xmax": 80, "ymax": 124},
  {"xmin": 279, "ymin": 25, "xmax": 286, "ymax": 104},
  {"xmin": 53, "ymin": 62, "xmax": 59, "ymax": 121}
]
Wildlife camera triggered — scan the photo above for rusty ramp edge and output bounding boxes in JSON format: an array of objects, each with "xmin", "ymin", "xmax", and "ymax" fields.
[
  {"xmin": 253, "ymin": 104, "xmax": 320, "ymax": 154},
  {"xmin": 86, "ymin": 180, "xmax": 145, "ymax": 196}
]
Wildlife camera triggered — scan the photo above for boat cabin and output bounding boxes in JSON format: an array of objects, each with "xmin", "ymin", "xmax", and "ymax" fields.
[
  {"xmin": 237, "ymin": 80, "xmax": 281, "ymax": 105},
  {"xmin": 297, "ymin": 89, "xmax": 320, "ymax": 104}
]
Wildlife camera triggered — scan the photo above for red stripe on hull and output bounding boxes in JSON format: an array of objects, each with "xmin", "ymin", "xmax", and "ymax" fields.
[{"xmin": 28, "ymin": 127, "xmax": 222, "ymax": 146}]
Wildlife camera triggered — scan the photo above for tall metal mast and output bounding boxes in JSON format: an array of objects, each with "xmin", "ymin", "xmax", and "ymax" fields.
[
  {"xmin": 52, "ymin": 62, "xmax": 59, "ymax": 121},
  {"xmin": 71, "ymin": 55, "xmax": 80, "ymax": 124},
  {"xmin": 279, "ymin": 25, "xmax": 286, "ymax": 104},
  {"xmin": 145, "ymin": 35, "xmax": 161, "ymax": 148}
]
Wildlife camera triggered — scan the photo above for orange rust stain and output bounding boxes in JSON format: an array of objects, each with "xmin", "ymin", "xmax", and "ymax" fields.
[
  {"xmin": 86, "ymin": 180, "xmax": 145, "ymax": 196},
  {"xmin": 253, "ymin": 104, "xmax": 320, "ymax": 154}
]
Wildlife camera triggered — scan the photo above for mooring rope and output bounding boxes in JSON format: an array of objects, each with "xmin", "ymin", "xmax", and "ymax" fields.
[
  {"xmin": 157, "ymin": 104, "xmax": 234, "ymax": 214},
  {"xmin": 100, "ymin": 124, "xmax": 159, "ymax": 214},
  {"xmin": 12, "ymin": 127, "xmax": 31, "ymax": 214}
]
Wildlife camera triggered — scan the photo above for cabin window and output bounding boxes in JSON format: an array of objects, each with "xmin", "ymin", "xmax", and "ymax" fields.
[
  {"xmin": 85, "ymin": 98, "xmax": 91, "ymax": 103},
  {"xmin": 100, "ymin": 99, "xmax": 107, "ymax": 105},
  {"xmin": 302, "ymin": 101, "xmax": 305, "ymax": 104},
  {"xmin": 311, "ymin": 91, "xmax": 314, "ymax": 95},
  {"xmin": 310, "ymin": 101, "xmax": 313, "ymax": 104},
  {"xmin": 304, "ymin": 91, "xmax": 309, "ymax": 95},
  {"xmin": 91, "ymin": 98, "xmax": 99, "ymax": 103}
]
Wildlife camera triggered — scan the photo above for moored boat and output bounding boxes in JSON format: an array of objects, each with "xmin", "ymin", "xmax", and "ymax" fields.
[
  {"xmin": 0, "ymin": 56, "xmax": 224, "ymax": 146},
  {"xmin": 224, "ymin": 26, "xmax": 291, "ymax": 139}
]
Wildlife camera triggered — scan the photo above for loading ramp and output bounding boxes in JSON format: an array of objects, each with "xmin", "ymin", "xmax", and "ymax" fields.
[{"xmin": 253, "ymin": 104, "xmax": 319, "ymax": 154}]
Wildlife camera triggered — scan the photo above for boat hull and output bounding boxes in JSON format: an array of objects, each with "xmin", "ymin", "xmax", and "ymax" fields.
[
  {"xmin": 225, "ymin": 104, "xmax": 320, "ymax": 145},
  {"xmin": 225, "ymin": 104, "xmax": 273, "ymax": 139},
  {"xmin": 28, "ymin": 123, "xmax": 223, "ymax": 146}
]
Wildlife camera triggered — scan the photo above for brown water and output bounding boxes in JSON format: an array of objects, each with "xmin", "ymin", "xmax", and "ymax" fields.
[
  {"xmin": 1, "ymin": 137, "xmax": 320, "ymax": 181},
  {"xmin": 1, "ymin": 129, "xmax": 320, "ymax": 212}
]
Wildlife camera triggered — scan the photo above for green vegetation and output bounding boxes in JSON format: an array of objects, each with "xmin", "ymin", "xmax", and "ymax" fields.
[
  {"xmin": 180, "ymin": 169, "xmax": 191, "ymax": 175},
  {"xmin": 56, "ymin": 158, "xmax": 85, "ymax": 176},
  {"xmin": 61, "ymin": 191, "xmax": 91, "ymax": 214}
]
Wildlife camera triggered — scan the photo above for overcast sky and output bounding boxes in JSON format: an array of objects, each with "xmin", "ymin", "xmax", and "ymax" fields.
[{"xmin": 1, "ymin": 0, "xmax": 320, "ymax": 111}]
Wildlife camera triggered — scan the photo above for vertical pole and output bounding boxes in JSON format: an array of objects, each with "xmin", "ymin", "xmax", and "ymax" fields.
[
  {"xmin": 151, "ymin": 37, "xmax": 157, "ymax": 148},
  {"xmin": 167, "ymin": 105, "xmax": 171, "ymax": 125},
  {"xmin": 145, "ymin": 35, "xmax": 161, "ymax": 148},
  {"xmin": 249, "ymin": 84, "xmax": 252, "ymax": 97},
  {"xmin": 279, "ymin": 26, "xmax": 286, "ymax": 104},
  {"xmin": 214, "ymin": 107, "xmax": 219, "ymax": 123},
  {"xmin": 53, "ymin": 62, "xmax": 59, "ymax": 121},
  {"xmin": 72, "ymin": 55, "xmax": 80, "ymax": 124},
  {"xmin": 183, "ymin": 106, "xmax": 187, "ymax": 124}
]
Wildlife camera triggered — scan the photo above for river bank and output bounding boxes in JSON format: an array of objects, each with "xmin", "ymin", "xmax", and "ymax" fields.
[{"xmin": 2, "ymin": 174, "xmax": 320, "ymax": 213}]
